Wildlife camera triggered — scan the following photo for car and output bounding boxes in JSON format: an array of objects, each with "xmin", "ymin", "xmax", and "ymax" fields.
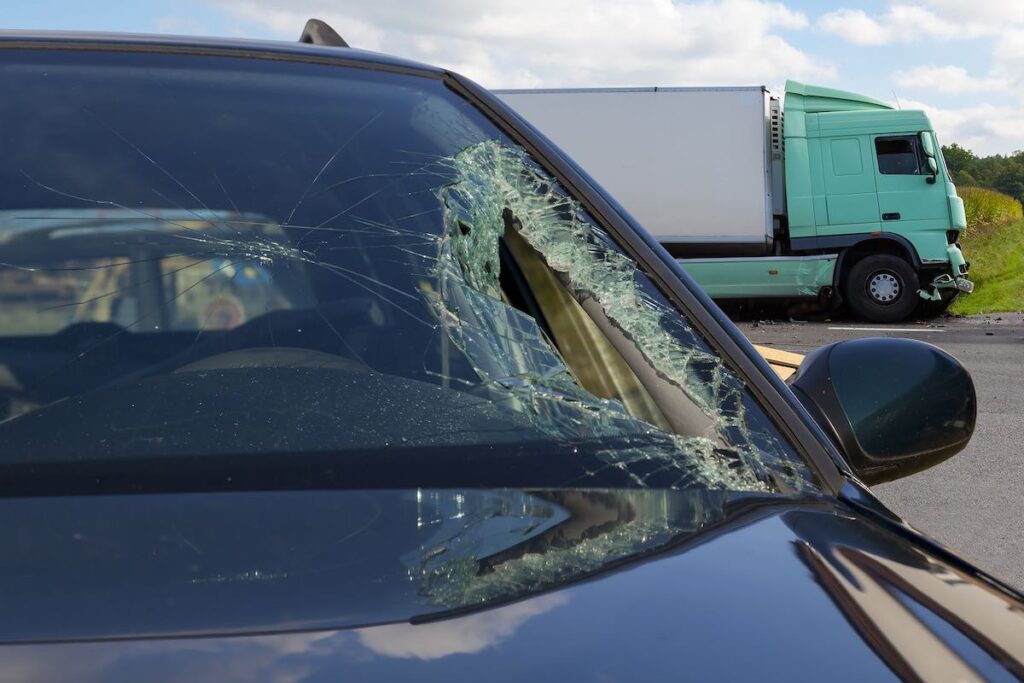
[{"xmin": 0, "ymin": 20, "xmax": 1019, "ymax": 682}]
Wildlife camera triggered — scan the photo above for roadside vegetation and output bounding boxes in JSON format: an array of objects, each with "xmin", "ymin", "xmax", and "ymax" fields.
[
  {"xmin": 942, "ymin": 144, "xmax": 1024, "ymax": 205},
  {"xmin": 948, "ymin": 184, "xmax": 1024, "ymax": 315},
  {"xmin": 958, "ymin": 186, "xmax": 1024, "ymax": 230}
]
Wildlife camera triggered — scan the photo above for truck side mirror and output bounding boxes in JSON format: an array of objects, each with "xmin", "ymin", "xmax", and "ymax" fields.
[
  {"xmin": 788, "ymin": 338, "xmax": 975, "ymax": 485},
  {"xmin": 919, "ymin": 131, "xmax": 936, "ymax": 158},
  {"xmin": 920, "ymin": 132, "xmax": 939, "ymax": 183}
]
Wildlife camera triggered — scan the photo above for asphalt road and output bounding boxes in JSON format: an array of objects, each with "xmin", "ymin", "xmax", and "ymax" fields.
[{"xmin": 736, "ymin": 313, "xmax": 1024, "ymax": 590}]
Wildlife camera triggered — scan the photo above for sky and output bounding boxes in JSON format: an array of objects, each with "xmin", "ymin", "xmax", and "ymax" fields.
[{"xmin": 6, "ymin": 0, "xmax": 1023, "ymax": 155}]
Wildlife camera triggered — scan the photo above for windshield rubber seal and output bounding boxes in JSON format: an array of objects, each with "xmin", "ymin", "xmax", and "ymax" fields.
[{"xmin": 0, "ymin": 37, "xmax": 443, "ymax": 79}]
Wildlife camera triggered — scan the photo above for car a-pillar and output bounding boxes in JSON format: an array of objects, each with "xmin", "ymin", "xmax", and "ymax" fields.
[{"xmin": 838, "ymin": 242, "xmax": 921, "ymax": 323}]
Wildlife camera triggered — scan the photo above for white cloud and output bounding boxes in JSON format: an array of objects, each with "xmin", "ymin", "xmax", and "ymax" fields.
[
  {"xmin": 994, "ymin": 29, "xmax": 1024, "ymax": 72},
  {"xmin": 819, "ymin": 1, "xmax": 1024, "ymax": 45},
  {"xmin": 892, "ymin": 65, "xmax": 1012, "ymax": 94},
  {"xmin": 0, "ymin": 593, "xmax": 567, "ymax": 681},
  {"xmin": 205, "ymin": 0, "xmax": 834, "ymax": 88},
  {"xmin": 817, "ymin": 9, "xmax": 889, "ymax": 46},
  {"xmin": 899, "ymin": 99, "xmax": 1024, "ymax": 155},
  {"xmin": 818, "ymin": 5, "xmax": 989, "ymax": 45},
  {"xmin": 356, "ymin": 593, "xmax": 568, "ymax": 660},
  {"xmin": 918, "ymin": 0, "xmax": 1024, "ymax": 25},
  {"xmin": 0, "ymin": 635, "xmax": 321, "ymax": 683}
]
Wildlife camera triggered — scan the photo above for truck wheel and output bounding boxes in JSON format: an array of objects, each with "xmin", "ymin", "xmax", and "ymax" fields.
[{"xmin": 845, "ymin": 254, "xmax": 920, "ymax": 323}]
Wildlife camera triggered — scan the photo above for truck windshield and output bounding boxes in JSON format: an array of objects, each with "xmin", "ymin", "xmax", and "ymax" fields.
[{"xmin": 0, "ymin": 49, "xmax": 817, "ymax": 497}]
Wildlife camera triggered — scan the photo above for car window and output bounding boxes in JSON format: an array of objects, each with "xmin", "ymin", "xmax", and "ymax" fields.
[
  {"xmin": 0, "ymin": 49, "xmax": 817, "ymax": 495},
  {"xmin": 0, "ymin": 211, "xmax": 306, "ymax": 335}
]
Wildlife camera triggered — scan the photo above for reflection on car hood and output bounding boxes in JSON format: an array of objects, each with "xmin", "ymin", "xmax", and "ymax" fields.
[
  {"xmin": 0, "ymin": 491, "xmax": 1022, "ymax": 681},
  {"xmin": 0, "ymin": 487, "xmax": 734, "ymax": 641}
]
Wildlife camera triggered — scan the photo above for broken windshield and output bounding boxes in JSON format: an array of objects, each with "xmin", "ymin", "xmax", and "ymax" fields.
[{"xmin": 0, "ymin": 48, "xmax": 816, "ymax": 496}]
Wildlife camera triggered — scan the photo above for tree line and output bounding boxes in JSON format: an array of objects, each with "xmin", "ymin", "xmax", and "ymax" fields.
[{"xmin": 942, "ymin": 144, "xmax": 1024, "ymax": 203}]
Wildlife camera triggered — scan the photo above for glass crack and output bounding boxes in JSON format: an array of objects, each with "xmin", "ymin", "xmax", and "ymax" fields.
[{"xmin": 430, "ymin": 141, "xmax": 812, "ymax": 493}]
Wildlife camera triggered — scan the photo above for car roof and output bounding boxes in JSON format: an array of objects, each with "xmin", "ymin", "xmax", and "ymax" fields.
[{"xmin": 0, "ymin": 29, "xmax": 445, "ymax": 77}]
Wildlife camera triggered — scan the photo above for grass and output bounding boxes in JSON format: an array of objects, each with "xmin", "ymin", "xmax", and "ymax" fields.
[
  {"xmin": 958, "ymin": 186, "xmax": 1023, "ymax": 231},
  {"xmin": 949, "ymin": 187, "xmax": 1024, "ymax": 315}
]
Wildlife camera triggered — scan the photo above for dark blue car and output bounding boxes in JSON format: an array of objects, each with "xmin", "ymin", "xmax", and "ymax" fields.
[{"xmin": 0, "ymin": 21, "xmax": 1018, "ymax": 681}]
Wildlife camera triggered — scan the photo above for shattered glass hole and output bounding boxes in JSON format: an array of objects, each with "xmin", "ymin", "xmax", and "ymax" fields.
[{"xmin": 431, "ymin": 140, "xmax": 817, "ymax": 494}]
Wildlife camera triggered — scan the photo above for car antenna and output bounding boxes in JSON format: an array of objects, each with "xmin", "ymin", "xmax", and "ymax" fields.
[{"xmin": 299, "ymin": 18, "xmax": 349, "ymax": 48}]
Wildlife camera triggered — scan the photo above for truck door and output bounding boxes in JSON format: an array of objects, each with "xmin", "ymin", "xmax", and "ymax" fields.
[
  {"xmin": 872, "ymin": 134, "xmax": 947, "ymax": 230},
  {"xmin": 822, "ymin": 136, "xmax": 881, "ymax": 233}
]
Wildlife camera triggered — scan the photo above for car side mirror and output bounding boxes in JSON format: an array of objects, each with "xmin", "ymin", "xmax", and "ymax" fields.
[{"xmin": 788, "ymin": 338, "xmax": 976, "ymax": 485}]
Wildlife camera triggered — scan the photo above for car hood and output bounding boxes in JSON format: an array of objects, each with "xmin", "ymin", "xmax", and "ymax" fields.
[{"xmin": 0, "ymin": 488, "xmax": 1021, "ymax": 682}]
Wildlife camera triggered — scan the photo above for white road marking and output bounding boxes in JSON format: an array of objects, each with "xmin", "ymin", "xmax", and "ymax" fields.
[{"xmin": 827, "ymin": 326, "xmax": 945, "ymax": 333}]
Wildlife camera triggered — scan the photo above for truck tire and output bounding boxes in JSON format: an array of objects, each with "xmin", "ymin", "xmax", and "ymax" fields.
[
  {"xmin": 844, "ymin": 254, "xmax": 920, "ymax": 323},
  {"xmin": 916, "ymin": 291, "xmax": 958, "ymax": 319}
]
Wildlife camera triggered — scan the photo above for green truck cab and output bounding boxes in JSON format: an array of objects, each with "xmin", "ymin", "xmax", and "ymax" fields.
[
  {"xmin": 783, "ymin": 81, "xmax": 970, "ymax": 321},
  {"xmin": 497, "ymin": 82, "xmax": 971, "ymax": 323}
]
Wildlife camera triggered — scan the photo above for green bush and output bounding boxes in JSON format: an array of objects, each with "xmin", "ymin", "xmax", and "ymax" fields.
[
  {"xmin": 950, "ymin": 219, "xmax": 1024, "ymax": 315},
  {"xmin": 959, "ymin": 186, "xmax": 1023, "ymax": 232}
]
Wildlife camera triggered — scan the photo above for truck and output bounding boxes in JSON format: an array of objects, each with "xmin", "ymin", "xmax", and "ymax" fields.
[{"xmin": 494, "ymin": 82, "xmax": 972, "ymax": 322}]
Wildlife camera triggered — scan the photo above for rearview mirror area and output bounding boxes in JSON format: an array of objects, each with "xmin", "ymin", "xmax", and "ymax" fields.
[
  {"xmin": 789, "ymin": 338, "xmax": 976, "ymax": 485},
  {"xmin": 920, "ymin": 131, "xmax": 936, "ymax": 158}
]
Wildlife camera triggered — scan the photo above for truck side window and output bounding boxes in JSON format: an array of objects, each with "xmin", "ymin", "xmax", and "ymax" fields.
[{"xmin": 875, "ymin": 135, "xmax": 927, "ymax": 175}]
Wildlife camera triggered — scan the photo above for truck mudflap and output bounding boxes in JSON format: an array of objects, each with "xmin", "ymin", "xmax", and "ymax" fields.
[{"xmin": 917, "ymin": 244, "xmax": 973, "ymax": 300}]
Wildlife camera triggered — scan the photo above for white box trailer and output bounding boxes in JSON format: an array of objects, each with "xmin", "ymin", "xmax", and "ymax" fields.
[
  {"xmin": 494, "ymin": 87, "xmax": 784, "ymax": 255},
  {"xmin": 495, "ymin": 82, "xmax": 972, "ymax": 323}
]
